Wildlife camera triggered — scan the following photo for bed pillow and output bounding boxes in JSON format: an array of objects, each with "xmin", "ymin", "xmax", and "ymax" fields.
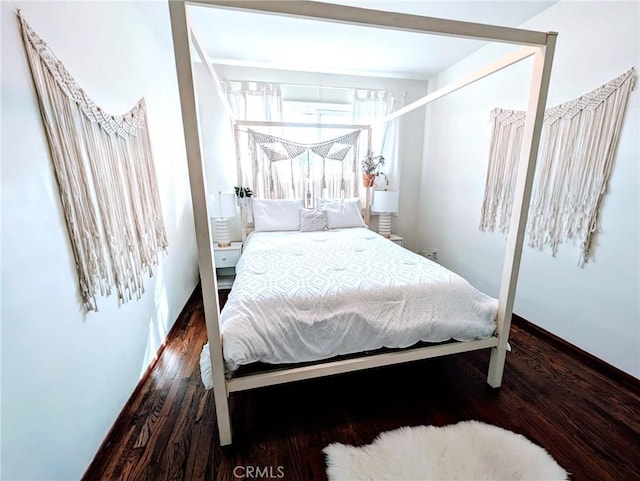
[
  {"xmin": 252, "ymin": 198, "xmax": 304, "ymax": 231},
  {"xmin": 300, "ymin": 208, "xmax": 328, "ymax": 232},
  {"xmin": 317, "ymin": 198, "xmax": 366, "ymax": 229}
]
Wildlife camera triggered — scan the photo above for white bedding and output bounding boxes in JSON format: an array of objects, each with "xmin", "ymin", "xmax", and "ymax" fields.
[{"xmin": 202, "ymin": 228, "xmax": 497, "ymax": 383}]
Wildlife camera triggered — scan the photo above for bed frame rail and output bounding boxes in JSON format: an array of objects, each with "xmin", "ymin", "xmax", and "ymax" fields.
[{"xmin": 227, "ymin": 337, "xmax": 499, "ymax": 393}]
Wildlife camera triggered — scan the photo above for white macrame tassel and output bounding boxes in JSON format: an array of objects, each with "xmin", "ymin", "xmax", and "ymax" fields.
[
  {"xmin": 19, "ymin": 11, "xmax": 168, "ymax": 310},
  {"xmin": 480, "ymin": 68, "xmax": 635, "ymax": 266}
]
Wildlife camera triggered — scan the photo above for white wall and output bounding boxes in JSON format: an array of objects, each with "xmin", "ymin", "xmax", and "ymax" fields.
[
  {"xmin": 1, "ymin": 2, "xmax": 199, "ymax": 480},
  {"xmin": 194, "ymin": 64, "xmax": 428, "ymax": 250},
  {"xmin": 419, "ymin": 1, "xmax": 639, "ymax": 377}
]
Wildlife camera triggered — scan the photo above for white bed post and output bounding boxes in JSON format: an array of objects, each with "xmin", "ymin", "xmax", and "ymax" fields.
[
  {"xmin": 168, "ymin": 0, "xmax": 233, "ymax": 445},
  {"xmin": 364, "ymin": 126, "xmax": 372, "ymax": 226},
  {"xmin": 488, "ymin": 33, "xmax": 557, "ymax": 388}
]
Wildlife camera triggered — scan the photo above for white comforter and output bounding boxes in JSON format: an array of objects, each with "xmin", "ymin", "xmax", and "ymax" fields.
[{"xmin": 206, "ymin": 228, "xmax": 497, "ymax": 375}]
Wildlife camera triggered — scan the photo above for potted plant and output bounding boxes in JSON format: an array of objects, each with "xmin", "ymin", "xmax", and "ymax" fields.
[
  {"xmin": 234, "ymin": 186, "xmax": 253, "ymax": 207},
  {"xmin": 361, "ymin": 152, "xmax": 386, "ymax": 187}
]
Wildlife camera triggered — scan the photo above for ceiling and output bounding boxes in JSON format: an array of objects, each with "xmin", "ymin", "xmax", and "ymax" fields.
[{"xmin": 188, "ymin": 1, "xmax": 557, "ymax": 80}]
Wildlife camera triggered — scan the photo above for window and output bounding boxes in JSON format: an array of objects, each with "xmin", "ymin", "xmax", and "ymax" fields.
[
  {"xmin": 229, "ymin": 81, "xmax": 366, "ymax": 204},
  {"xmin": 274, "ymin": 92, "xmax": 362, "ymax": 204}
]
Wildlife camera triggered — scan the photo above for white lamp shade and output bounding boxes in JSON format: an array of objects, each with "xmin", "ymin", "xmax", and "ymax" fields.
[
  {"xmin": 371, "ymin": 190, "xmax": 399, "ymax": 214},
  {"xmin": 210, "ymin": 193, "xmax": 236, "ymax": 218}
]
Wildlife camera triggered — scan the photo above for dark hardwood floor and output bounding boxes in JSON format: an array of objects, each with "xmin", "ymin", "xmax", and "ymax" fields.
[{"xmin": 83, "ymin": 287, "xmax": 640, "ymax": 481}]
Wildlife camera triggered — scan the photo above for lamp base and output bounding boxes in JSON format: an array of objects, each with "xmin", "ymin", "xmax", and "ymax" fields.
[
  {"xmin": 378, "ymin": 213, "xmax": 392, "ymax": 238},
  {"xmin": 215, "ymin": 218, "xmax": 231, "ymax": 247}
]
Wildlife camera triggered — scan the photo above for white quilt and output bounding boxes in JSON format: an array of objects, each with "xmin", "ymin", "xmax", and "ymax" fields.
[{"xmin": 202, "ymin": 228, "xmax": 497, "ymax": 382}]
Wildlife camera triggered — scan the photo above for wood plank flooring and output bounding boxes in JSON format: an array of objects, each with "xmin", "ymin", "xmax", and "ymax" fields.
[{"xmin": 83, "ymin": 288, "xmax": 640, "ymax": 481}]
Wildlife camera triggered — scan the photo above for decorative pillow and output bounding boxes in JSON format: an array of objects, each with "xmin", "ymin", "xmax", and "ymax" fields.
[
  {"xmin": 300, "ymin": 208, "xmax": 328, "ymax": 232},
  {"xmin": 252, "ymin": 198, "xmax": 304, "ymax": 231},
  {"xmin": 317, "ymin": 198, "xmax": 366, "ymax": 229}
]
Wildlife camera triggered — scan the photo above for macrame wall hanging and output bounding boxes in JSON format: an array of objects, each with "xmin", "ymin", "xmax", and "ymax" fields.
[
  {"xmin": 480, "ymin": 68, "xmax": 635, "ymax": 265},
  {"xmin": 18, "ymin": 11, "xmax": 168, "ymax": 311},
  {"xmin": 244, "ymin": 128, "xmax": 361, "ymax": 203}
]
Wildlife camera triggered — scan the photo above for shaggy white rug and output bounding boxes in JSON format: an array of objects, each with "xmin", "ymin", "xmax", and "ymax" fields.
[{"xmin": 324, "ymin": 420, "xmax": 569, "ymax": 481}]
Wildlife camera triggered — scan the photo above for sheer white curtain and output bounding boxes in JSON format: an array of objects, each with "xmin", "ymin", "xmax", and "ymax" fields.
[
  {"xmin": 225, "ymin": 80, "xmax": 283, "ymax": 198},
  {"xmin": 353, "ymin": 89, "xmax": 406, "ymax": 190}
]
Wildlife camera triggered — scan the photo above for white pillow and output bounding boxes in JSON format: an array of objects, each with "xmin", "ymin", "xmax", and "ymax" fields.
[
  {"xmin": 300, "ymin": 208, "xmax": 328, "ymax": 232},
  {"xmin": 317, "ymin": 198, "xmax": 366, "ymax": 229},
  {"xmin": 252, "ymin": 198, "xmax": 304, "ymax": 231}
]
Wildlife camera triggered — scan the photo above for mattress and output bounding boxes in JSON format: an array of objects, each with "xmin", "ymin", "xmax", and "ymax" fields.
[{"xmin": 202, "ymin": 228, "xmax": 498, "ymax": 382}]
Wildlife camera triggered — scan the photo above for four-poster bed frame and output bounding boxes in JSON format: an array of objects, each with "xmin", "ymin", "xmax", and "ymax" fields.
[{"xmin": 168, "ymin": 0, "xmax": 557, "ymax": 446}]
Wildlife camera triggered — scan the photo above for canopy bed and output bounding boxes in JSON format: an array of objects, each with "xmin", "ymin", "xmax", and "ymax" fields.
[{"xmin": 168, "ymin": 0, "xmax": 557, "ymax": 445}]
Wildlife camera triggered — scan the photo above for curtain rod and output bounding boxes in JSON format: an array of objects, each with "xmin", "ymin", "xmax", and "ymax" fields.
[
  {"xmin": 236, "ymin": 120, "xmax": 371, "ymax": 130},
  {"xmin": 225, "ymin": 78, "xmax": 409, "ymax": 95}
]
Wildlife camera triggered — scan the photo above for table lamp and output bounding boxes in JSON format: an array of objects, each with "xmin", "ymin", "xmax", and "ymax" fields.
[
  {"xmin": 371, "ymin": 190, "xmax": 399, "ymax": 238},
  {"xmin": 211, "ymin": 192, "xmax": 236, "ymax": 247}
]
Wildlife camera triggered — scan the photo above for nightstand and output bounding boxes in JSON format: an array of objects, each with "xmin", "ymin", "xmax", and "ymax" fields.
[
  {"xmin": 213, "ymin": 241, "xmax": 242, "ymax": 290},
  {"xmin": 389, "ymin": 234, "xmax": 403, "ymax": 246}
]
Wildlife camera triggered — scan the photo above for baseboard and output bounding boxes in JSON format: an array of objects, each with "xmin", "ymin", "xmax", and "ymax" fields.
[
  {"xmin": 512, "ymin": 313, "xmax": 639, "ymax": 394},
  {"xmin": 81, "ymin": 283, "xmax": 202, "ymax": 481}
]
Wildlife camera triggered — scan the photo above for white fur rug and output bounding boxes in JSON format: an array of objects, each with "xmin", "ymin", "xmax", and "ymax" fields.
[{"xmin": 324, "ymin": 420, "xmax": 569, "ymax": 481}]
